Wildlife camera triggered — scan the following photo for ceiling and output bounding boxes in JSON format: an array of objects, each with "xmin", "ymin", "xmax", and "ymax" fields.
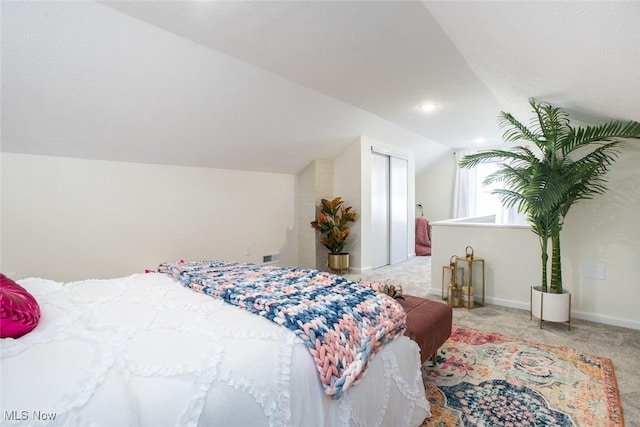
[{"xmin": 2, "ymin": 1, "xmax": 639, "ymax": 174}]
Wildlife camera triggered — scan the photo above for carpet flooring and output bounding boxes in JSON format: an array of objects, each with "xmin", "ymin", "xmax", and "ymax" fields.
[
  {"xmin": 421, "ymin": 326, "xmax": 622, "ymax": 426},
  {"xmin": 345, "ymin": 256, "xmax": 640, "ymax": 426}
]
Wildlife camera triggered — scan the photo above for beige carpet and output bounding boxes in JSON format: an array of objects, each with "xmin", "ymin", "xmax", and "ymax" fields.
[{"xmin": 346, "ymin": 256, "xmax": 640, "ymax": 424}]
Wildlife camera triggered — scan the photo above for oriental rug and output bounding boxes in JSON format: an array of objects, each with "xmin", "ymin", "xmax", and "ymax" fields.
[{"xmin": 421, "ymin": 326, "xmax": 623, "ymax": 427}]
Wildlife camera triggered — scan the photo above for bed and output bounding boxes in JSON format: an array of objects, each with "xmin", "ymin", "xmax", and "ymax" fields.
[{"xmin": 0, "ymin": 262, "xmax": 430, "ymax": 427}]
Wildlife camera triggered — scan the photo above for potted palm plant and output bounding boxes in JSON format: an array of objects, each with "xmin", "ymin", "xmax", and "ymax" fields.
[
  {"xmin": 459, "ymin": 99, "xmax": 640, "ymax": 327},
  {"xmin": 310, "ymin": 197, "xmax": 358, "ymax": 272}
]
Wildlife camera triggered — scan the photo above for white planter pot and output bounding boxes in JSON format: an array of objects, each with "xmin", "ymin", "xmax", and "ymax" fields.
[{"xmin": 530, "ymin": 286, "xmax": 571, "ymax": 330}]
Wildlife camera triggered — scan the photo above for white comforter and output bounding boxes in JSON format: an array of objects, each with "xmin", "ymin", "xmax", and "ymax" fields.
[{"xmin": 0, "ymin": 273, "xmax": 429, "ymax": 427}]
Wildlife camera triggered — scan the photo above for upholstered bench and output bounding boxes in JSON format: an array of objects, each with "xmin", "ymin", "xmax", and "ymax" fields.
[{"xmin": 397, "ymin": 295, "xmax": 453, "ymax": 365}]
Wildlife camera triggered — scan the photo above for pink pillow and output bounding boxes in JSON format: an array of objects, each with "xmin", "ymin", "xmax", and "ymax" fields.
[{"xmin": 1, "ymin": 273, "xmax": 41, "ymax": 338}]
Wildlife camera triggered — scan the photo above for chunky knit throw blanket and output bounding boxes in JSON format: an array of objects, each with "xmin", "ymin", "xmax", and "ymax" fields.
[{"xmin": 158, "ymin": 260, "xmax": 407, "ymax": 399}]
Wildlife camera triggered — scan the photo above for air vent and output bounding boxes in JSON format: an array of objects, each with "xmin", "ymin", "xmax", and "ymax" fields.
[{"xmin": 262, "ymin": 253, "xmax": 281, "ymax": 265}]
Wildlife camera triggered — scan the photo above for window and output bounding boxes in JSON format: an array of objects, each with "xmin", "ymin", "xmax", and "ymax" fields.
[
  {"xmin": 474, "ymin": 162, "xmax": 502, "ymax": 217},
  {"xmin": 454, "ymin": 151, "xmax": 526, "ymax": 224}
]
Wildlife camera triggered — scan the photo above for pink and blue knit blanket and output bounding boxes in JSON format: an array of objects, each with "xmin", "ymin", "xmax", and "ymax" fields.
[{"xmin": 158, "ymin": 260, "xmax": 406, "ymax": 399}]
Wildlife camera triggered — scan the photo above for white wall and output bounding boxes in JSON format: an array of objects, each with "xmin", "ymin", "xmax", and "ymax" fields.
[
  {"xmin": 296, "ymin": 161, "xmax": 317, "ymax": 269},
  {"xmin": 425, "ymin": 144, "xmax": 640, "ymax": 330},
  {"xmin": 296, "ymin": 159, "xmax": 333, "ymax": 270},
  {"xmin": 333, "ymin": 139, "xmax": 364, "ymax": 270},
  {"xmin": 431, "ymin": 221, "xmax": 540, "ymax": 307},
  {"xmin": 1, "ymin": 153, "xmax": 297, "ymax": 281},
  {"xmin": 559, "ymin": 144, "xmax": 640, "ymax": 328},
  {"xmin": 415, "ymin": 150, "xmax": 455, "ymax": 221}
]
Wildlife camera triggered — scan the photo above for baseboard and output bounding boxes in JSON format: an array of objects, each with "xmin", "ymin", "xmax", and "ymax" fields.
[
  {"xmin": 485, "ymin": 296, "xmax": 529, "ymax": 311},
  {"xmin": 427, "ymin": 288, "xmax": 640, "ymax": 330},
  {"xmin": 570, "ymin": 310, "xmax": 640, "ymax": 330},
  {"xmin": 348, "ymin": 266, "xmax": 370, "ymax": 274}
]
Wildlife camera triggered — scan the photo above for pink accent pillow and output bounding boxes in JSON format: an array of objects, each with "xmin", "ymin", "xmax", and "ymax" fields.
[{"xmin": 1, "ymin": 273, "xmax": 41, "ymax": 338}]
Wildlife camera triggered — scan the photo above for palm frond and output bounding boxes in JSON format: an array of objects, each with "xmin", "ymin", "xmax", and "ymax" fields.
[
  {"xmin": 458, "ymin": 149, "xmax": 529, "ymax": 169},
  {"xmin": 491, "ymin": 188, "xmax": 526, "ymax": 211},
  {"xmin": 562, "ymin": 120, "xmax": 640, "ymax": 155},
  {"xmin": 557, "ymin": 147, "xmax": 620, "ymax": 216},
  {"xmin": 498, "ymin": 111, "xmax": 541, "ymax": 145},
  {"xmin": 489, "ymin": 164, "xmax": 536, "ymax": 192},
  {"xmin": 530, "ymin": 100, "xmax": 570, "ymax": 153}
]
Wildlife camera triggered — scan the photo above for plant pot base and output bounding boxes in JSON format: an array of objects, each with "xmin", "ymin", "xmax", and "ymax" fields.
[
  {"xmin": 530, "ymin": 286, "xmax": 571, "ymax": 331},
  {"xmin": 328, "ymin": 253, "xmax": 350, "ymax": 274}
]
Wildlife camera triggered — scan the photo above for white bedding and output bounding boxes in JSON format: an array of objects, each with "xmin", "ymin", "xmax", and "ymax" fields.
[{"xmin": 0, "ymin": 273, "xmax": 429, "ymax": 427}]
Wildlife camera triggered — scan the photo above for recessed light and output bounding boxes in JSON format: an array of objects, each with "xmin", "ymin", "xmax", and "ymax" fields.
[
  {"xmin": 474, "ymin": 137, "xmax": 486, "ymax": 144},
  {"xmin": 418, "ymin": 103, "xmax": 437, "ymax": 113}
]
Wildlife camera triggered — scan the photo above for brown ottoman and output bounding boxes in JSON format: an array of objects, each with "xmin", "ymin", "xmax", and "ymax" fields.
[{"xmin": 398, "ymin": 295, "xmax": 453, "ymax": 365}]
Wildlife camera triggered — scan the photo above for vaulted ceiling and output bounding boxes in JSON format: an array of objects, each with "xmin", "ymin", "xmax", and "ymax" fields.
[{"xmin": 2, "ymin": 1, "xmax": 639, "ymax": 174}]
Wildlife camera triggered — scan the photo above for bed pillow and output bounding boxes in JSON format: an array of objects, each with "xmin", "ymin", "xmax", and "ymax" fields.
[{"xmin": 0, "ymin": 273, "xmax": 41, "ymax": 338}]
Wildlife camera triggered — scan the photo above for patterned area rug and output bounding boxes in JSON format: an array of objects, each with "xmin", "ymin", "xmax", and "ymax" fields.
[{"xmin": 421, "ymin": 327, "xmax": 623, "ymax": 426}]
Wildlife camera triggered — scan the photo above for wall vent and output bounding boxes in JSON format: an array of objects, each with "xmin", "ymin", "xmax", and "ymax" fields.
[{"xmin": 262, "ymin": 253, "xmax": 281, "ymax": 265}]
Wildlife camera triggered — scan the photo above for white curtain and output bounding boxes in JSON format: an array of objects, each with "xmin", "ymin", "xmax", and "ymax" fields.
[{"xmin": 452, "ymin": 150, "xmax": 476, "ymax": 218}]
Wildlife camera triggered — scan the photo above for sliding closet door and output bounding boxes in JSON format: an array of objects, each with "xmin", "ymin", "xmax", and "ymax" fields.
[
  {"xmin": 390, "ymin": 157, "xmax": 408, "ymax": 264},
  {"xmin": 371, "ymin": 152, "xmax": 390, "ymax": 269},
  {"xmin": 371, "ymin": 151, "xmax": 408, "ymax": 269}
]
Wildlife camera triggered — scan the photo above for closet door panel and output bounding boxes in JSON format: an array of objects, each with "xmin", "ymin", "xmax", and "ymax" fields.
[
  {"xmin": 371, "ymin": 152, "xmax": 390, "ymax": 269},
  {"xmin": 390, "ymin": 157, "xmax": 408, "ymax": 264}
]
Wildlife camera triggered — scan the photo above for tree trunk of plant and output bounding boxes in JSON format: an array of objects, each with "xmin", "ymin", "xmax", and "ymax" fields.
[
  {"xmin": 540, "ymin": 241, "xmax": 548, "ymax": 293},
  {"xmin": 550, "ymin": 233, "xmax": 563, "ymax": 294}
]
